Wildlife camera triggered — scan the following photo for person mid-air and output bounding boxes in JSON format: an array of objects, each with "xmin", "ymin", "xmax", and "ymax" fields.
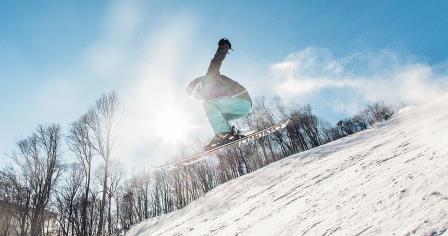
[{"xmin": 187, "ymin": 38, "xmax": 252, "ymax": 150}]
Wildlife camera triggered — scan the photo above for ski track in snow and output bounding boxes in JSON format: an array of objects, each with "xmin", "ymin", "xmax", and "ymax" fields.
[{"xmin": 128, "ymin": 94, "xmax": 448, "ymax": 236}]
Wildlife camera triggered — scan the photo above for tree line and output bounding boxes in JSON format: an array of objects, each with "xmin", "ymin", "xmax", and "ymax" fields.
[{"xmin": 0, "ymin": 91, "xmax": 394, "ymax": 236}]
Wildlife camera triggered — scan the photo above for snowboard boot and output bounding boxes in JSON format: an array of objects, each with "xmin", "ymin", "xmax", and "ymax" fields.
[
  {"xmin": 204, "ymin": 126, "xmax": 245, "ymax": 150},
  {"xmin": 231, "ymin": 125, "xmax": 246, "ymax": 139}
]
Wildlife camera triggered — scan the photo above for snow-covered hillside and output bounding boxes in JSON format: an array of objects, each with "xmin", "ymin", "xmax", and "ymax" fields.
[{"xmin": 128, "ymin": 95, "xmax": 448, "ymax": 236}]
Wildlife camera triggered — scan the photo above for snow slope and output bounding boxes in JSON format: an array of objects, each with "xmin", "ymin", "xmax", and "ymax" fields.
[{"xmin": 128, "ymin": 95, "xmax": 448, "ymax": 236}]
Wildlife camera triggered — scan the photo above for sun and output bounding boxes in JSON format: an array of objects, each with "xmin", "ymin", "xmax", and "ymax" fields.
[{"xmin": 152, "ymin": 109, "xmax": 192, "ymax": 143}]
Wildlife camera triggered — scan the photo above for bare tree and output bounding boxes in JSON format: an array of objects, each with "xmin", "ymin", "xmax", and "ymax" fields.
[
  {"xmin": 319, "ymin": 120, "xmax": 342, "ymax": 143},
  {"xmin": 0, "ymin": 166, "xmax": 33, "ymax": 236},
  {"xmin": 85, "ymin": 92, "xmax": 120, "ymax": 236},
  {"xmin": 55, "ymin": 163, "xmax": 83, "ymax": 236},
  {"xmin": 67, "ymin": 115, "xmax": 95, "ymax": 236},
  {"xmin": 106, "ymin": 161, "xmax": 123, "ymax": 236},
  {"xmin": 0, "ymin": 176, "xmax": 21, "ymax": 236},
  {"xmin": 2, "ymin": 124, "xmax": 63, "ymax": 236},
  {"xmin": 191, "ymin": 162, "xmax": 217, "ymax": 194},
  {"xmin": 365, "ymin": 102, "xmax": 394, "ymax": 125}
]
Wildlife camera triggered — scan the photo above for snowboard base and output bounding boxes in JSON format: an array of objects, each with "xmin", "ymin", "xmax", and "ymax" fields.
[{"xmin": 153, "ymin": 119, "xmax": 291, "ymax": 170}]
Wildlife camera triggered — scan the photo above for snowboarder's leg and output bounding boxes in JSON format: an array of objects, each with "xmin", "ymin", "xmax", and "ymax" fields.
[
  {"xmin": 203, "ymin": 97, "xmax": 251, "ymax": 150},
  {"xmin": 218, "ymin": 98, "xmax": 251, "ymax": 121},
  {"xmin": 203, "ymin": 101, "xmax": 232, "ymax": 135},
  {"xmin": 204, "ymin": 97, "xmax": 251, "ymax": 134}
]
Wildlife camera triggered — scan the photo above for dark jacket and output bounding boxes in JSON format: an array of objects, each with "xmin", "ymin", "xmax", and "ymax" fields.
[{"xmin": 187, "ymin": 45, "xmax": 252, "ymax": 103}]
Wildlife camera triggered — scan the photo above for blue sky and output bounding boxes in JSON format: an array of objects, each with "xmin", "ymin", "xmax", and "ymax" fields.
[{"xmin": 1, "ymin": 0, "xmax": 447, "ymax": 167}]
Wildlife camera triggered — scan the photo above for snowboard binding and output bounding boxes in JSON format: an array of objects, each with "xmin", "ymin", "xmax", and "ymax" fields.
[{"xmin": 204, "ymin": 126, "xmax": 245, "ymax": 151}]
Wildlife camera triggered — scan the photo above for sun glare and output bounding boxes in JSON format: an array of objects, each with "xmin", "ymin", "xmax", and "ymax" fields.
[{"xmin": 152, "ymin": 109, "xmax": 192, "ymax": 143}]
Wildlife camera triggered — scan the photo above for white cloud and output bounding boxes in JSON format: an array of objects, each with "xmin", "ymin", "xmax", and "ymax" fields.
[{"xmin": 271, "ymin": 47, "xmax": 448, "ymax": 115}]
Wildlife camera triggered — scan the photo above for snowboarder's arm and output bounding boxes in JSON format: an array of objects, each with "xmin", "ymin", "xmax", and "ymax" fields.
[{"xmin": 206, "ymin": 43, "xmax": 230, "ymax": 77}]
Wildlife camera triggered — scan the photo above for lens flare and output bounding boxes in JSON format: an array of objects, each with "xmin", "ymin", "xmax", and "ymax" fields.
[{"xmin": 151, "ymin": 108, "xmax": 193, "ymax": 143}]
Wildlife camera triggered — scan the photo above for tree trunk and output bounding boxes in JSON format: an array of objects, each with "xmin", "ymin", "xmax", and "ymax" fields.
[
  {"xmin": 97, "ymin": 159, "xmax": 108, "ymax": 236},
  {"xmin": 108, "ymin": 195, "xmax": 112, "ymax": 235},
  {"xmin": 81, "ymin": 168, "xmax": 91, "ymax": 236}
]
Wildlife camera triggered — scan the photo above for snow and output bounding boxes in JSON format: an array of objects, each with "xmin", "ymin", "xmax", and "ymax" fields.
[{"xmin": 127, "ymin": 94, "xmax": 448, "ymax": 236}]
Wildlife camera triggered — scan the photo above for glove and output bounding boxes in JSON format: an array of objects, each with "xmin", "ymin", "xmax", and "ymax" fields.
[{"xmin": 218, "ymin": 38, "xmax": 231, "ymax": 50}]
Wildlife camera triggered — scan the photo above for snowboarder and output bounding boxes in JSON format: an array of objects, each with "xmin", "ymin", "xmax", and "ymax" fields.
[{"xmin": 187, "ymin": 38, "xmax": 252, "ymax": 150}]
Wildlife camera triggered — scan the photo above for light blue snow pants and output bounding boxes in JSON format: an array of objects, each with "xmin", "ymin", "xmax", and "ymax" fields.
[{"xmin": 203, "ymin": 97, "xmax": 251, "ymax": 134}]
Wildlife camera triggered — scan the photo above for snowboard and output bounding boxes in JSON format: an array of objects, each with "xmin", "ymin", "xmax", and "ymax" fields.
[{"xmin": 153, "ymin": 119, "xmax": 291, "ymax": 170}]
